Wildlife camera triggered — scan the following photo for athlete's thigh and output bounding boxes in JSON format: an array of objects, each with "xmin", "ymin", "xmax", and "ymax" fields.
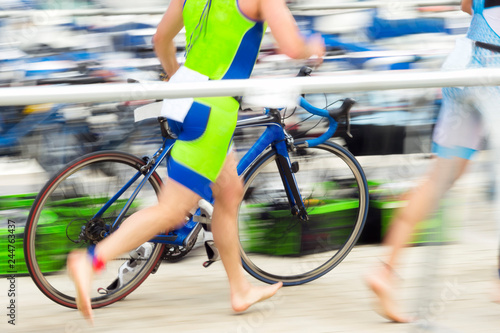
[
  {"xmin": 212, "ymin": 152, "xmax": 243, "ymax": 202},
  {"xmin": 168, "ymin": 97, "xmax": 239, "ymax": 200},
  {"xmin": 158, "ymin": 178, "xmax": 201, "ymax": 217}
]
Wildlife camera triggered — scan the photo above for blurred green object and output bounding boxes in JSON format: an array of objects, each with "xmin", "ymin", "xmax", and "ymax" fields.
[
  {"xmin": 0, "ymin": 193, "xmax": 37, "ymax": 210},
  {"xmin": 366, "ymin": 179, "xmax": 457, "ymax": 245},
  {"xmin": 371, "ymin": 200, "xmax": 453, "ymax": 245},
  {"xmin": 0, "ymin": 193, "xmax": 132, "ymax": 276},
  {"xmin": 241, "ymin": 199, "xmax": 359, "ymax": 256},
  {"xmin": 0, "ymin": 208, "xmax": 66, "ymax": 276}
]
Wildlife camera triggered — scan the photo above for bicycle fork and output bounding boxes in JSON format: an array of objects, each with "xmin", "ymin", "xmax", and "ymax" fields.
[{"xmin": 273, "ymin": 137, "xmax": 309, "ymax": 221}]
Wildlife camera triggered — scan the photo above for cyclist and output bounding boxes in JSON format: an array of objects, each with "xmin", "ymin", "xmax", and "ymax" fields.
[
  {"xmin": 67, "ymin": 0, "xmax": 325, "ymax": 323},
  {"xmin": 366, "ymin": 0, "xmax": 500, "ymax": 323}
]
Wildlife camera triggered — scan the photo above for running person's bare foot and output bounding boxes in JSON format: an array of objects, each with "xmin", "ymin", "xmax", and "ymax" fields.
[
  {"xmin": 231, "ymin": 282, "xmax": 283, "ymax": 313},
  {"xmin": 365, "ymin": 265, "xmax": 411, "ymax": 323},
  {"xmin": 67, "ymin": 250, "xmax": 94, "ymax": 324}
]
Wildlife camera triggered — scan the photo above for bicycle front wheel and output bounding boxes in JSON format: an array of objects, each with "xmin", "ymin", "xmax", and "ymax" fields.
[
  {"xmin": 238, "ymin": 140, "xmax": 368, "ymax": 286},
  {"xmin": 24, "ymin": 151, "xmax": 165, "ymax": 309}
]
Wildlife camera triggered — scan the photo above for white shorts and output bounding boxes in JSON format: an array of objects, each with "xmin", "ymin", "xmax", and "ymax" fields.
[{"xmin": 432, "ymin": 37, "xmax": 500, "ymax": 159}]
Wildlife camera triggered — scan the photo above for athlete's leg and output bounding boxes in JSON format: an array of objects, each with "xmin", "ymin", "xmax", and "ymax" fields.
[
  {"xmin": 384, "ymin": 156, "xmax": 469, "ymax": 268},
  {"xmin": 67, "ymin": 179, "xmax": 200, "ymax": 323},
  {"xmin": 366, "ymin": 156, "xmax": 469, "ymax": 322},
  {"xmin": 211, "ymin": 152, "xmax": 282, "ymax": 312}
]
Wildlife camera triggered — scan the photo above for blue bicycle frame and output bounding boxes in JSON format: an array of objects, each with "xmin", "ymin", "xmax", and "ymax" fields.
[{"xmin": 93, "ymin": 96, "xmax": 344, "ymax": 247}]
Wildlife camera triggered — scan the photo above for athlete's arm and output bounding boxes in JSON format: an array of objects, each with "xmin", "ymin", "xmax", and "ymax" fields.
[
  {"xmin": 259, "ymin": 0, "xmax": 325, "ymax": 60},
  {"xmin": 153, "ymin": 0, "xmax": 184, "ymax": 79},
  {"xmin": 461, "ymin": 0, "xmax": 472, "ymax": 15}
]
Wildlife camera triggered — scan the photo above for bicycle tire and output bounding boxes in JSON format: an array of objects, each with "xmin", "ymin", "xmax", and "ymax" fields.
[
  {"xmin": 238, "ymin": 139, "xmax": 368, "ymax": 286},
  {"xmin": 24, "ymin": 150, "xmax": 166, "ymax": 309}
]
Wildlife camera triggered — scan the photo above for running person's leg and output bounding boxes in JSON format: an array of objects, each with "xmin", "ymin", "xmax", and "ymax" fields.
[
  {"xmin": 174, "ymin": 96, "xmax": 282, "ymax": 311},
  {"xmin": 211, "ymin": 152, "xmax": 282, "ymax": 313},
  {"xmin": 67, "ymin": 99, "xmax": 219, "ymax": 323},
  {"xmin": 172, "ymin": 96, "xmax": 282, "ymax": 310},
  {"xmin": 366, "ymin": 85, "xmax": 482, "ymax": 322},
  {"xmin": 382, "ymin": 157, "xmax": 469, "ymax": 268},
  {"xmin": 67, "ymin": 179, "xmax": 201, "ymax": 324},
  {"xmin": 365, "ymin": 156, "xmax": 469, "ymax": 322}
]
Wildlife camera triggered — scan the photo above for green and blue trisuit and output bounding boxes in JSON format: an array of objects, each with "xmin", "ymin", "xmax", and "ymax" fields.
[{"xmin": 164, "ymin": 0, "xmax": 265, "ymax": 199}]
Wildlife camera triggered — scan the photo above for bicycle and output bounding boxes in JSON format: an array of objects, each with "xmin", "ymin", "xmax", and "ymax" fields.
[{"xmin": 23, "ymin": 67, "xmax": 369, "ymax": 310}]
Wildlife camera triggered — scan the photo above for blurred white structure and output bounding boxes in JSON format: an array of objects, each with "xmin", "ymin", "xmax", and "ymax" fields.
[{"xmin": 0, "ymin": 68, "xmax": 500, "ymax": 105}]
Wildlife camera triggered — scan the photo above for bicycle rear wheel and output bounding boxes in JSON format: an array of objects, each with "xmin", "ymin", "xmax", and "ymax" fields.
[
  {"xmin": 238, "ymin": 140, "xmax": 368, "ymax": 286},
  {"xmin": 24, "ymin": 151, "xmax": 165, "ymax": 308}
]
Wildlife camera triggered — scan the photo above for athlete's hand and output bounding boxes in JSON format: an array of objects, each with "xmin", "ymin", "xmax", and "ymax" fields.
[{"xmin": 305, "ymin": 33, "xmax": 325, "ymax": 66}]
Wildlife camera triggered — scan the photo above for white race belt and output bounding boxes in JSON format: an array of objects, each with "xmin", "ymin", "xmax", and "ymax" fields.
[{"xmin": 161, "ymin": 66, "xmax": 209, "ymax": 123}]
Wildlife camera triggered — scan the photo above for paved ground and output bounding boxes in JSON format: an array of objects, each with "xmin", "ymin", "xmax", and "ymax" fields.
[{"xmin": 1, "ymin": 153, "xmax": 500, "ymax": 333}]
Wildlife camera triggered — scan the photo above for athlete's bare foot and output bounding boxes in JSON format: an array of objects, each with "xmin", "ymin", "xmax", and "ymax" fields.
[
  {"xmin": 67, "ymin": 250, "xmax": 94, "ymax": 325},
  {"xmin": 231, "ymin": 282, "xmax": 283, "ymax": 313},
  {"xmin": 365, "ymin": 266, "xmax": 411, "ymax": 323}
]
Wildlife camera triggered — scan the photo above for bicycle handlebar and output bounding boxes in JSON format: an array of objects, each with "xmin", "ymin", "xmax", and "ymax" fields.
[
  {"xmin": 299, "ymin": 96, "xmax": 355, "ymax": 147},
  {"xmin": 294, "ymin": 66, "xmax": 355, "ymax": 147}
]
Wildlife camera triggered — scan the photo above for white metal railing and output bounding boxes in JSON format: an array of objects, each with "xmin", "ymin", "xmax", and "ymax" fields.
[{"xmin": 0, "ymin": 68, "xmax": 499, "ymax": 106}]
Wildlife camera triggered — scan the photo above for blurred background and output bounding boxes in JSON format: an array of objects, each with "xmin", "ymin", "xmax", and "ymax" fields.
[
  {"xmin": 2, "ymin": 1, "xmax": 499, "ymax": 332},
  {"xmin": 0, "ymin": 0, "xmax": 476, "ymax": 233}
]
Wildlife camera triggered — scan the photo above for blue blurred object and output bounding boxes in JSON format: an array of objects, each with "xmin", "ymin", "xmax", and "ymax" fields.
[
  {"xmin": 0, "ymin": 105, "xmax": 65, "ymax": 156},
  {"xmin": 323, "ymin": 34, "xmax": 378, "ymax": 53},
  {"xmin": 90, "ymin": 22, "xmax": 156, "ymax": 33},
  {"xmin": 0, "ymin": 0, "xmax": 37, "ymax": 10},
  {"xmin": 368, "ymin": 11, "xmax": 446, "ymax": 40},
  {"xmin": 366, "ymin": 9, "xmax": 468, "ymax": 41}
]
